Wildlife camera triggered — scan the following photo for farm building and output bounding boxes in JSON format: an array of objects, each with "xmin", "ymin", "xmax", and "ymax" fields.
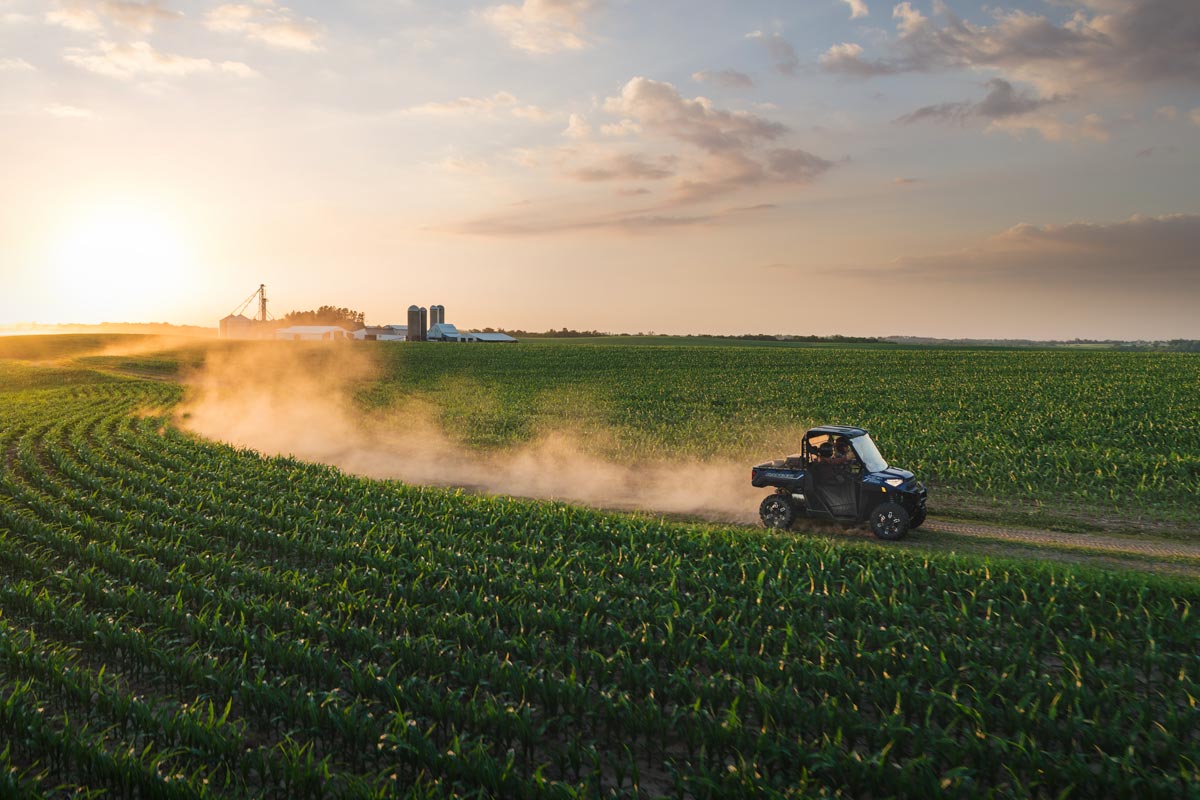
[
  {"xmin": 353, "ymin": 325, "xmax": 408, "ymax": 342},
  {"xmin": 218, "ymin": 289, "xmax": 517, "ymax": 344},
  {"xmin": 275, "ymin": 325, "xmax": 353, "ymax": 342},
  {"xmin": 220, "ymin": 285, "xmax": 273, "ymax": 339},
  {"xmin": 470, "ymin": 332, "xmax": 518, "ymax": 342},
  {"xmin": 219, "ymin": 314, "xmax": 270, "ymax": 340},
  {"xmin": 426, "ymin": 322, "xmax": 517, "ymax": 343},
  {"xmin": 426, "ymin": 322, "xmax": 460, "ymax": 341}
]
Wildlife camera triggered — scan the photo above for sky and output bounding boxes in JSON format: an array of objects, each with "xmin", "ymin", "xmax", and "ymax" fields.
[{"xmin": 0, "ymin": 0, "xmax": 1197, "ymax": 339}]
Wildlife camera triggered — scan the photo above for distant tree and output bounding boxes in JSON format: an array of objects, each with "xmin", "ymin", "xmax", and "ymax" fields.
[
  {"xmin": 475, "ymin": 327, "xmax": 609, "ymax": 338},
  {"xmin": 282, "ymin": 306, "xmax": 365, "ymax": 330}
]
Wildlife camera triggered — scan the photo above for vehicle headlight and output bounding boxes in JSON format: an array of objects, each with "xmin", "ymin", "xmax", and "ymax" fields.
[{"xmin": 884, "ymin": 478, "xmax": 905, "ymax": 487}]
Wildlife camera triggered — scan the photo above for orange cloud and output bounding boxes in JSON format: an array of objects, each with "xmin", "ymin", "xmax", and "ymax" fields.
[
  {"xmin": 482, "ymin": 0, "xmax": 598, "ymax": 55},
  {"xmin": 205, "ymin": 3, "xmax": 322, "ymax": 51}
]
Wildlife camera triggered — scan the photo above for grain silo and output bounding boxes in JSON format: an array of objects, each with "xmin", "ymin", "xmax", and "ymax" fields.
[
  {"xmin": 431, "ymin": 305, "xmax": 444, "ymax": 326},
  {"xmin": 406, "ymin": 305, "xmax": 421, "ymax": 341},
  {"xmin": 419, "ymin": 307, "xmax": 428, "ymax": 341}
]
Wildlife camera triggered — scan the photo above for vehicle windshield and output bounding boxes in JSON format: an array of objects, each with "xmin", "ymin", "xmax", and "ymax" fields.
[{"xmin": 851, "ymin": 435, "xmax": 888, "ymax": 473}]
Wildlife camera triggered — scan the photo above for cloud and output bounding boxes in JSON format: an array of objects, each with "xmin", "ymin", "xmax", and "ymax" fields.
[
  {"xmin": 893, "ymin": 176, "xmax": 920, "ymax": 184},
  {"xmin": 404, "ymin": 91, "xmax": 515, "ymax": 115},
  {"xmin": 0, "ymin": 57, "xmax": 34, "ymax": 71},
  {"xmin": 894, "ymin": 77, "xmax": 1106, "ymax": 142},
  {"xmin": 852, "ymin": 213, "xmax": 1200, "ymax": 290},
  {"xmin": 562, "ymin": 113, "xmax": 591, "ymax": 139},
  {"xmin": 671, "ymin": 152, "xmax": 765, "ymax": 204},
  {"xmin": 46, "ymin": 1, "xmax": 180, "ymax": 33},
  {"xmin": 64, "ymin": 40, "xmax": 255, "ymax": 79},
  {"xmin": 1192, "ymin": 108, "xmax": 1200, "ymax": 127},
  {"xmin": 100, "ymin": 1, "xmax": 178, "ymax": 32},
  {"xmin": 987, "ymin": 111, "xmax": 1109, "ymax": 142},
  {"xmin": 445, "ymin": 210, "xmax": 718, "ymax": 237},
  {"xmin": 820, "ymin": 0, "xmax": 1200, "ymax": 92},
  {"xmin": 493, "ymin": 77, "xmax": 833, "ymax": 206},
  {"xmin": 46, "ymin": 6, "xmax": 102, "ymax": 31},
  {"xmin": 841, "ymin": 0, "xmax": 869, "ymax": 19},
  {"xmin": 692, "ymin": 69, "xmax": 754, "ymax": 89},
  {"xmin": 819, "ymin": 42, "xmax": 896, "ymax": 77},
  {"xmin": 437, "ymin": 156, "xmax": 491, "ymax": 175},
  {"xmin": 1154, "ymin": 105, "xmax": 1179, "ymax": 121},
  {"xmin": 448, "ymin": 197, "xmax": 783, "ymax": 237},
  {"xmin": 896, "ymin": 78, "xmax": 1066, "ymax": 125},
  {"xmin": 766, "ymin": 148, "xmax": 834, "ymax": 180},
  {"xmin": 600, "ymin": 77, "xmax": 832, "ymax": 202},
  {"xmin": 447, "ymin": 76, "xmax": 837, "ymax": 235},
  {"xmin": 482, "ymin": 0, "xmax": 597, "ymax": 55},
  {"xmin": 511, "ymin": 104, "xmax": 550, "ymax": 121},
  {"xmin": 603, "ymin": 76, "xmax": 786, "ymax": 153},
  {"xmin": 746, "ymin": 30, "xmax": 799, "ymax": 76},
  {"xmin": 44, "ymin": 103, "xmax": 93, "ymax": 118},
  {"xmin": 600, "ymin": 119, "xmax": 640, "ymax": 137},
  {"xmin": 564, "ymin": 153, "xmax": 677, "ymax": 182},
  {"xmin": 205, "ymin": 3, "xmax": 322, "ymax": 51},
  {"xmin": 403, "ymin": 91, "xmax": 547, "ymax": 122},
  {"xmin": 973, "ymin": 78, "xmax": 1066, "ymax": 118}
]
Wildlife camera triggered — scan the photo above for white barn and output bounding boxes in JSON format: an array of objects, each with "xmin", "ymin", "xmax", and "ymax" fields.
[
  {"xmin": 353, "ymin": 325, "xmax": 408, "ymax": 342},
  {"xmin": 427, "ymin": 323, "xmax": 517, "ymax": 343},
  {"xmin": 426, "ymin": 322, "xmax": 461, "ymax": 341},
  {"xmin": 275, "ymin": 325, "xmax": 353, "ymax": 342}
]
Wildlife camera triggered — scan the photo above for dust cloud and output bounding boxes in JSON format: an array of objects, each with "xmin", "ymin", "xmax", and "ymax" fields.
[
  {"xmin": 176, "ymin": 343, "xmax": 772, "ymax": 525},
  {"xmin": 89, "ymin": 335, "xmax": 214, "ymax": 361}
]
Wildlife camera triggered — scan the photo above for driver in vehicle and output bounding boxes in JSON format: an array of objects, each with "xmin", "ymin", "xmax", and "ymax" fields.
[
  {"xmin": 832, "ymin": 437, "xmax": 857, "ymax": 465},
  {"xmin": 816, "ymin": 437, "xmax": 856, "ymax": 465}
]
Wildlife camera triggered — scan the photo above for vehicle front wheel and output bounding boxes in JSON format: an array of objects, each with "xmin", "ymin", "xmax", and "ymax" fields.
[
  {"xmin": 760, "ymin": 494, "xmax": 795, "ymax": 530},
  {"xmin": 870, "ymin": 502, "xmax": 910, "ymax": 541}
]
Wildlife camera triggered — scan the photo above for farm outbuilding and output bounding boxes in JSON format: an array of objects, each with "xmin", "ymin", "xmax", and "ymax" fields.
[
  {"xmin": 354, "ymin": 325, "xmax": 408, "ymax": 342},
  {"xmin": 219, "ymin": 314, "xmax": 269, "ymax": 340},
  {"xmin": 219, "ymin": 285, "xmax": 272, "ymax": 338},
  {"xmin": 425, "ymin": 323, "xmax": 517, "ymax": 343},
  {"xmin": 426, "ymin": 322, "xmax": 461, "ymax": 341},
  {"xmin": 274, "ymin": 325, "xmax": 353, "ymax": 342}
]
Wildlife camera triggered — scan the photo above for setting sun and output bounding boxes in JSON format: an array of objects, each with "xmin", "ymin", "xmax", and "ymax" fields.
[{"xmin": 47, "ymin": 204, "xmax": 194, "ymax": 319}]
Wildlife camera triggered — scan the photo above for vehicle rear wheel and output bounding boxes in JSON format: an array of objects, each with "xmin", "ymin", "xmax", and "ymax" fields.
[
  {"xmin": 909, "ymin": 504, "xmax": 927, "ymax": 529},
  {"xmin": 870, "ymin": 502, "xmax": 910, "ymax": 541},
  {"xmin": 759, "ymin": 494, "xmax": 795, "ymax": 530}
]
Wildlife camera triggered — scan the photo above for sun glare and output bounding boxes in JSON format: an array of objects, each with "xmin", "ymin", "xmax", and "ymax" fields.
[{"xmin": 48, "ymin": 204, "xmax": 194, "ymax": 320}]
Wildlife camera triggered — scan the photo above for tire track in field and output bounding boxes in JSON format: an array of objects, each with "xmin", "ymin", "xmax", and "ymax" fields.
[{"xmin": 924, "ymin": 519, "xmax": 1200, "ymax": 560}]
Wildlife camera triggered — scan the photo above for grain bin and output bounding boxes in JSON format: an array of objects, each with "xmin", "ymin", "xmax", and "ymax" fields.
[{"xmin": 406, "ymin": 305, "xmax": 421, "ymax": 341}]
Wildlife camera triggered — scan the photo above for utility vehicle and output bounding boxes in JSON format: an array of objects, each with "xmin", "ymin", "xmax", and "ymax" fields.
[{"xmin": 751, "ymin": 426, "xmax": 927, "ymax": 540}]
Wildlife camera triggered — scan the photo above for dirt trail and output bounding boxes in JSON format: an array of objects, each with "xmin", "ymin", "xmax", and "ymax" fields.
[
  {"xmin": 924, "ymin": 519, "xmax": 1200, "ymax": 560},
  {"xmin": 88, "ymin": 357, "xmax": 1200, "ymax": 564}
]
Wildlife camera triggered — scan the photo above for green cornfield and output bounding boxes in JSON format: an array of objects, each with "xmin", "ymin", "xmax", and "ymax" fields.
[
  {"xmin": 0, "ymin": 338, "xmax": 1198, "ymax": 798},
  {"xmin": 367, "ymin": 343, "xmax": 1200, "ymax": 525}
]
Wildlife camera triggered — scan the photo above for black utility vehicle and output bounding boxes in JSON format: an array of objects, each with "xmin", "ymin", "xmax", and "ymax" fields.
[{"xmin": 751, "ymin": 426, "xmax": 927, "ymax": 540}]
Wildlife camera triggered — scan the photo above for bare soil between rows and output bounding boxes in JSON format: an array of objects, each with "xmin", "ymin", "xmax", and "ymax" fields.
[{"xmin": 923, "ymin": 519, "xmax": 1200, "ymax": 560}]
